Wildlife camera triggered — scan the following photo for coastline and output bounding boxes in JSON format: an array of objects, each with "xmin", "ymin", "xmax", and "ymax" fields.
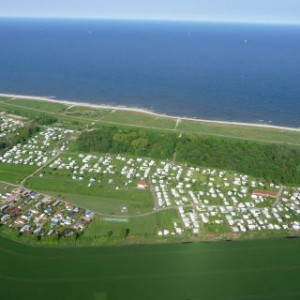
[{"xmin": 1, "ymin": 92, "xmax": 300, "ymax": 132}]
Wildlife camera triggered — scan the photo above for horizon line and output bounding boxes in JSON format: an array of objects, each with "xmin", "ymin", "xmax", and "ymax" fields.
[{"xmin": 0, "ymin": 15, "xmax": 299, "ymax": 26}]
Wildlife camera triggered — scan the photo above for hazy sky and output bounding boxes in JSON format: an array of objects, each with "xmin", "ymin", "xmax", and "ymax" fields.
[{"xmin": 0, "ymin": 0, "xmax": 300, "ymax": 24}]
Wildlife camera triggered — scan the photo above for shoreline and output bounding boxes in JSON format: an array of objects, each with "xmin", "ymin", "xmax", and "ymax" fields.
[{"xmin": 1, "ymin": 92, "xmax": 300, "ymax": 132}]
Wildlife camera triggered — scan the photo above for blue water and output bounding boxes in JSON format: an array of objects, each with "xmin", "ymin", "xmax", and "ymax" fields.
[{"xmin": 0, "ymin": 18, "xmax": 300, "ymax": 127}]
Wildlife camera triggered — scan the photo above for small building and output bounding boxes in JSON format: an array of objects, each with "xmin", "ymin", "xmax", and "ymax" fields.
[
  {"xmin": 1, "ymin": 214, "xmax": 10, "ymax": 223},
  {"xmin": 137, "ymin": 179, "xmax": 148, "ymax": 189},
  {"xmin": 66, "ymin": 204, "xmax": 74, "ymax": 211},
  {"xmin": 252, "ymin": 190, "xmax": 277, "ymax": 198},
  {"xmin": 35, "ymin": 213, "xmax": 45, "ymax": 222},
  {"xmin": 20, "ymin": 225, "xmax": 31, "ymax": 233},
  {"xmin": 33, "ymin": 227, "xmax": 42, "ymax": 234},
  {"xmin": 63, "ymin": 228, "xmax": 74, "ymax": 237},
  {"xmin": 10, "ymin": 207, "xmax": 21, "ymax": 216},
  {"xmin": 85, "ymin": 210, "xmax": 94, "ymax": 219}
]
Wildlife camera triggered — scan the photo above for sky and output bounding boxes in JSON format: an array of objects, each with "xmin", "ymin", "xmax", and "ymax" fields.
[{"xmin": 0, "ymin": 0, "xmax": 300, "ymax": 24}]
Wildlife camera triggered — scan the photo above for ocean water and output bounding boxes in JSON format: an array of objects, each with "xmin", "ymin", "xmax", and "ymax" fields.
[{"xmin": 0, "ymin": 18, "xmax": 300, "ymax": 127}]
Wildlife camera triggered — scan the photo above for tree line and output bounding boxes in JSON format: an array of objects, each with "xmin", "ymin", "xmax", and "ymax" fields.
[
  {"xmin": 78, "ymin": 126, "xmax": 176, "ymax": 159},
  {"xmin": 77, "ymin": 126, "xmax": 300, "ymax": 185},
  {"xmin": 176, "ymin": 135, "xmax": 300, "ymax": 185}
]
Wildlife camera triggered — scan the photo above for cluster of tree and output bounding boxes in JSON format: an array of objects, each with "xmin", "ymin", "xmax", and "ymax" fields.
[
  {"xmin": 77, "ymin": 126, "xmax": 300, "ymax": 185},
  {"xmin": 0, "ymin": 123, "xmax": 39, "ymax": 151},
  {"xmin": 78, "ymin": 126, "xmax": 176, "ymax": 159},
  {"xmin": 34, "ymin": 113, "xmax": 58, "ymax": 125},
  {"xmin": 176, "ymin": 134, "xmax": 300, "ymax": 185}
]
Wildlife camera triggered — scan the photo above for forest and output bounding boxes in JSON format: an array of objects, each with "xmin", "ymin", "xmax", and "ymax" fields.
[{"xmin": 77, "ymin": 126, "xmax": 300, "ymax": 185}]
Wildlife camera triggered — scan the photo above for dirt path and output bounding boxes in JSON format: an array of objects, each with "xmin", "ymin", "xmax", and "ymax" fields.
[
  {"xmin": 19, "ymin": 139, "xmax": 66, "ymax": 186},
  {"xmin": 64, "ymin": 104, "xmax": 76, "ymax": 111},
  {"xmin": 273, "ymin": 186, "xmax": 284, "ymax": 207},
  {"xmin": 175, "ymin": 118, "xmax": 181, "ymax": 130}
]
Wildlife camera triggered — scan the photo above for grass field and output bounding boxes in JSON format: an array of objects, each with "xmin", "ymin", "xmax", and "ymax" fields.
[
  {"xmin": 26, "ymin": 170, "xmax": 154, "ymax": 213},
  {"xmin": 0, "ymin": 96, "xmax": 67, "ymax": 113},
  {"xmin": 178, "ymin": 119, "xmax": 300, "ymax": 145},
  {"xmin": 64, "ymin": 106, "xmax": 113, "ymax": 119},
  {"xmin": 1, "ymin": 235, "xmax": 300, "ymax": 300},
  {"xmin": 100, "ymin": 109, "xmax": 177, "ymax": 129},
  {"xmin": 84, "ymin": 209, "xmax": 180, "ymax": 240},
  {"xmin": 40, "ymin": 190, "xmax": 154, "ymax": 215},
  {"xmin": 0, "ymin": 163, "xmax": 37, "ymax": 183}
]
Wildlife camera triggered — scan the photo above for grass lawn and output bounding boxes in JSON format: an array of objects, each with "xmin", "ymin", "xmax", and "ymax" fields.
[
  {"xmin": 82, "ymin": 215, "xmax": 156, "ymax": 240},
  {"xmin": 84, "ymin": 209, "xmax": 180, "ymax": 240},
  {"xmin": 201, "ymin": 223, "xmax": 231, "ymax": 234},
  {"xmin": 0, "ymin": 163, "xmax": 37, "ymax": 183},
  {"xmin": 178, "ymin": 119, "xmax": 300, "ymax": 146},
  {"xmin": 0, "ymin": 182, "xmax": 15, "ymax": 194},
  {"xmin": 41, "ymin": 190, "xmax": 154, "ymax": 215},
  {"xmin": 64, "ymin": 106, "xmax": 112, "ymax": 119},
  {"xmin": 101, "ymin": 110, "xmax": 177, "ymax": 130},
  {"xmin": 26, "ymin": 175, "xmax": 154, "ymax": 213},
  {"xmin": 1, "ymin": 97, "xmax": 67, "ymax": 113}
]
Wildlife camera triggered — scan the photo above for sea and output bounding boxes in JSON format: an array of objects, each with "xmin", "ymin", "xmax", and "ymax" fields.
[{"xmin": 0, "ymin": 18, "xmax": 300, "ymax": 127}]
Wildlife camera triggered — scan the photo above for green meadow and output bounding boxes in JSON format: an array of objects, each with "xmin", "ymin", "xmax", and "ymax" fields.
[
  {"xmin": 26, "ymin": 174, "xmax": 154, "ymax": 214},
  {"xmin": 64, "ymin": 105, "xmax": 113, "ymax": 119},
  {"xmin": 83, "ymin": 209, "xmax": 180, "ymax": 242},
  {"xmin": 0, "ymin": 96, "xmax": 67, "ymax": 113},
  {"xmin": 0, "ymin": 163, "xmax": 37, "ymax": 183},
  {"xmin": 1, "ymin": 235, "xmax": 300, "ymax": 300},
  {"xmin": 100, "ymin": 109, "xmax": 177, "ymax": 129},
  {"xmin": 178, "ymin": 119, "xmax": 300, "ymax": 146}
]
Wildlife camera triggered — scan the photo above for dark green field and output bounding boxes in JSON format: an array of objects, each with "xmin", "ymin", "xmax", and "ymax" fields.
[{"xmin": 1, "ymin": 236, "xmax": 300, "ymax": 300}]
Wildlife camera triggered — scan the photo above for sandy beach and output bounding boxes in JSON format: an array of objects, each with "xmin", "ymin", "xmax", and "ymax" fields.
[{"xmin": 0, "ymin": 92, "xmax": 299, "ymax": 132}]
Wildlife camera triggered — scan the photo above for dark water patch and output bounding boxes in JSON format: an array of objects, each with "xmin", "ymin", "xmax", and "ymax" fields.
[{"xmin": 0, "ymin": 19, "xmax": 300, "ymax": 126}]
